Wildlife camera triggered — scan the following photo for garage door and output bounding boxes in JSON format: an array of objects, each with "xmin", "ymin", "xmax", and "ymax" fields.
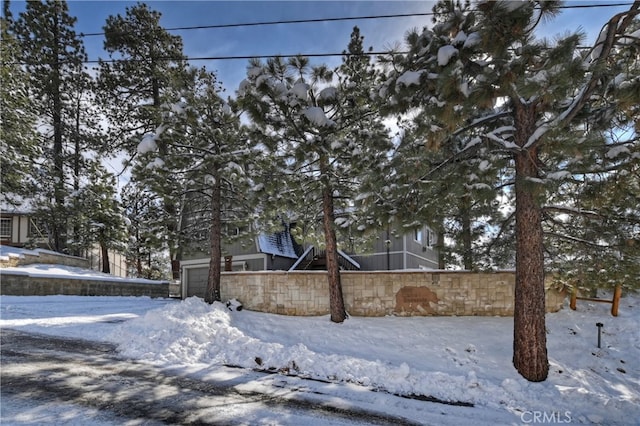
[{"xmin": 185, "ymin": 266, "xmax": 209, "ymax": 298}]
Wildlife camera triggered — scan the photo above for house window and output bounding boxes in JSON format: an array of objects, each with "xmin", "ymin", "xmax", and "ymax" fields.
[
  {"xmin": 0, "ymin": 218, "xmax": 12, "ymax": 239},
  {"xmin": 426, "ymin": 229, "xmax": 436, "ymax": 248},
  {"xmin": 414, "ymin": 228, "xmax": 423, "ymax": 244}
]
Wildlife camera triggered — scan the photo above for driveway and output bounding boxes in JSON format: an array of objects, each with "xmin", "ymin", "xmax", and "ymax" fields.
[{"xmin": 0, "ymin": 329, "xmax": 420, "ymax": 425}]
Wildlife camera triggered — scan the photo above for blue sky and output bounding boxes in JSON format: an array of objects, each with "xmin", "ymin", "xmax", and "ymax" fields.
[{"xmin": 6, "ymin": 1, "xmax": 634, "ymax": 94}]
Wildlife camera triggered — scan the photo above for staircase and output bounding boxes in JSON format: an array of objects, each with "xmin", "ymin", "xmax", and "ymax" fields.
[{"xmin": 291, "ymin": 247, "xmax": 359, "ymax": 271}]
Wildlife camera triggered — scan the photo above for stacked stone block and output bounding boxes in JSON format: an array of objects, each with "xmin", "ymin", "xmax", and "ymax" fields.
[{"xmin": 219, "ymin": 270, "xmax": 566, "ymax": 317}]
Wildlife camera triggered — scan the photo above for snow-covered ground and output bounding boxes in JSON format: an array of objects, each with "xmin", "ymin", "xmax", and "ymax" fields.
[
  {"xmin": 1, "ymin": 285, "xmax": 638, "ymax": 424},
  {"xmin": 1, "ymin": 245, "xmax": 166, "ymax": 285}
]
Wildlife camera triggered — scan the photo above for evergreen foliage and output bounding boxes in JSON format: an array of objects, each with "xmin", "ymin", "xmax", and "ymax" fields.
[
  {"xmin": 138, "ymin": 67, "xmax": 251, "ymax": 302},
  {"xmin": 11, "ymin": 0, "xmax": 119, "ymax": 256},
  {"xmin": 379, "ymin": 0, "xmax": 639, "ymax": 381},
  {"xmin": 120, "ymin": 183, "xmax": 169, "ymax": 280},
  {"xmin": 98, "ymin": 3, "xmax": 190, "ymax": 275},
  {"xmin": 0, "ymin": 6, "xmax": 39, "ymax": 206},
  {"xmin": 237, "ymin": 27, "xmax": 392, "ymax": 322},
  {"xmin": 69, "ymin": 163, "xmax": 127, "ymax": 273},
  {"xmin": 98, "ymin": 2, "xmax": 188, "ymax": 154}
]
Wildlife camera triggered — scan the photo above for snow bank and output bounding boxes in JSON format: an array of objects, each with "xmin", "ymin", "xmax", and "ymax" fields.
[
  {"xmin": 2, "ymin": 293, "xmax": 638, "ymax": 425},
  {"xmin": 107, "ymin": 294, "xmax": 640, "ymax": 423}
]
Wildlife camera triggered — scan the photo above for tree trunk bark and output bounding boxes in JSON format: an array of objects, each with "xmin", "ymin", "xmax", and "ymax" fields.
[
  {"xmin": 460, "ymin": 195, "xmax": 473, "ymax": 270},
  {"xmin": 72, "ymin": 95, "xmax": 81, "ymax": 257},
  {"xmin": 434, "ymin": 220, "xmax": 446, "ymax": 270},
  {"xmin": 322, "ymin": 184, "xmax": 347, "ymax": 323},
  {"xmin": 512, "ymin": 103, "xmax": 549, "ymax": 382},
  {"xmin": 52, "ymin": 13, "xmax": 65, "ymax": 253},
  {"xmin": 206, "ymin": 170, "xmax": 222, "ymax": 304},
  {"xmin": 101, "ymin": 242, "xmax": 110, "ymax": 274}
]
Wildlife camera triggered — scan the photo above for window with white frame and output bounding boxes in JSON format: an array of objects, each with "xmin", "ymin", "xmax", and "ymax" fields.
[{"xmin": 0, "ymin": 218, "xmax": 12, "ymax": 238}]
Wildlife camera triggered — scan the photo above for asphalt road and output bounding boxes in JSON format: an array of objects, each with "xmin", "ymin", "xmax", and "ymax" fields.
[{"xmin": 0, "ymin": 329, "xmax": 422, "ymax": 425}]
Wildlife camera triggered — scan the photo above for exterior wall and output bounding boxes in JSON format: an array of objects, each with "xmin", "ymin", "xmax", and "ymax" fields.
[
  {"xmin": 86, "ymin": 248, "xmax": 128, "ymax": 278},
  {"xmin": 180, "ymin": 254, "xmax": 271, "ymax": 298},
  {"xmin": 0, "ymin": 214, "xmax": 29, "ymax": 246},
  {"xmin": 186, "ymin": 270, "xmax": 566, "ymax": 317},
  {"xmin": 352, "ymin": 251, "xmax": 405, "ymax": 271},
  {"xmin": 347, "ymin": 227, "xmax": 439, "ymax": 271},
  {"xmin": 0, "ymin": 272, "xmax": 169, "ymax": 298},
  {"xmin": 268, "ymin": 255, "xmax": 297, "ymax": 271},
  {"xmin": 0, "ymin": 214, "xmax": 47, "ymax": 248},
  {"xmin": 224, "ymin": 237, "xmax": 260, "ymax": 258},
  {"xmin": 181, "ymin": 237, "xmax": 259, "ymax": 263},
  {"xmin": 181, "ymin": 225, "xmax": 440, "ymax": 273}
]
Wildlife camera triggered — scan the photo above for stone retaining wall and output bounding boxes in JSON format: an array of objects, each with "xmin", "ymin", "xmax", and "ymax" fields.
[
  {"xmin": 219, "ymin": 270, "xmax": 566, "ymax": 316},
  {"xmin": 0, "ymin": 250, "xmax": 88, "ymax": 269},
  {"xmin": 0, "ymin": 273, "xmax": 169, "ymax": 298}
]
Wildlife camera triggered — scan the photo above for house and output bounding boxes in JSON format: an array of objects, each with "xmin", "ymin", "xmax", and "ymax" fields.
[
  {"xmin": 180, "ymin": 224, "xmax": 304, "ymax": 298},
  {"xmin": 0, "ymin": 204, "xmax": 48, "ymax": 249},
  {"xmin": 0, "ymin": 202, "xmax": 128, "ymax": 278},
  {"xmin": 351, "ymin": 225, "xmax": 439, "ymax": 271},
  {"xmin": 179, "ymin": 223, "xmax": 439, "ymax": 299}
]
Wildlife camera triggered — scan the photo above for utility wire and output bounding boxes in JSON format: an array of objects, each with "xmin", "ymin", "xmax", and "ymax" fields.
[
  {"xmin": 81, "ymin": 12, "xmax": 435, "ymax": 37},
  {"xmin": 11, "ymin": 2, "xmax": 633, "ymax": 65},
  {"xmin": 79, "ymin": 2, "xmax": 634, "ymax": 37},
  {"xmin": 87, "ymin": 51, "xmax": 402, "ymax": 64}
]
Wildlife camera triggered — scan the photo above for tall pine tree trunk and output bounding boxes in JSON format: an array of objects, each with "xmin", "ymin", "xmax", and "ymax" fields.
[
  {"xmin": 101, "ymin": 241, "xmax": 110, "ymax": 274},
  {"xmin": 52, "ymin": 12, "xmax": 65, "ymax": 253},
  {"xmin": 322, "ymin": 186, "xmax": 347, "ymax": 323},
  {"xmin": 72, "ymin": 95, "xmax": 82, "ymax": 257},
  {"xmin": 206, "ymin": 170, "xmax": 222, "ymax": 304},
  {"xmin": 436, "ymin": 230, "xmax": 446, "ymax": 270},
  {"xmin": 513, "ymin": 103, "xmax": 548, "ymax": 382},
  {"xmin": 320, "ymin": 154, "xmax": 347, "ymax": 323},
  {"xmin": 460, "ymin": 195, "xmax": 473, "ymax": 270}
]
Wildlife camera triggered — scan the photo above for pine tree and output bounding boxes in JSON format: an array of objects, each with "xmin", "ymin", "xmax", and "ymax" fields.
[
  {"xmin": 98, "ymin": 3, "xmax": 190, "ymax": 279},
  {"xmin": 120, "ymin": 182, "xmax": 168, "ymax": 279},
  {"xmin": 238, "ymin": 28, "xmax": 391, "ymax": 323},
  {"xmin": 0, "ymin": 4, "xmax": 39, "ymax": 205},
  {"xmin": 141, "ymin": 67, "xmax": 251, "ymax": 303},
  {"xmin": 381, "ymin": 1, "xmax": 640, "ymax": 381},
  {"xmin": 12, "ymin": 0, "xmax": 99, "ymax": 253},
  {"xmin": 382, "ymin": 122, "xmax": 514, "ymax": 270},
  {"xmin": 72, "ymin": 163, "xmax": 127, "ymax": 273}
]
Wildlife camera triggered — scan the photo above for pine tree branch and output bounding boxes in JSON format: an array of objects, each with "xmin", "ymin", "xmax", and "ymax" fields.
[
  {"xmin": 543, "ymin": 205, "xmax": 640, "ymax": 223},
  {"xmin": 525, "ymin": 2, "xmax": 640, "ymax": 149},
  {"xmin": 544, "ymin": 231, "xmax": 621, "ymax": 249}
]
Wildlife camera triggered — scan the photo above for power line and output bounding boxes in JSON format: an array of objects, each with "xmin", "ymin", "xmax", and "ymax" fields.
[
  {"xmin": 11, "ymin": 2, "xmax": 632, "ymax": 66},
  {"xmin": 87, "ymin": 51, "xmax": 402, "ymax": 64},
  {"xmin": 17, "ymin": 41, "xmax": 603, "ymax": 67},
  {"xmin": 79, "ymin": 2, "xmax": 634, "ymax": 38},
  {"xmin": 81, "ymin": 12, "xmax": 435, "ymax": 37}
]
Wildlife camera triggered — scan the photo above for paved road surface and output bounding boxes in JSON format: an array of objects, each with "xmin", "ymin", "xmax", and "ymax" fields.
[{"xmin": 1, "ymin": 329, "xmax": 421, "ymax": 425}]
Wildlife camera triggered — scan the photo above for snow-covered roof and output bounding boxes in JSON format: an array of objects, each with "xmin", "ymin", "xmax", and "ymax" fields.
[
  {"xmin": 0, "ymin": 195, "xmax": 36, "ymax": 215},
  {"xmin": 257, "ymin": 230, "xmax": 298, "ymax": 259}
]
